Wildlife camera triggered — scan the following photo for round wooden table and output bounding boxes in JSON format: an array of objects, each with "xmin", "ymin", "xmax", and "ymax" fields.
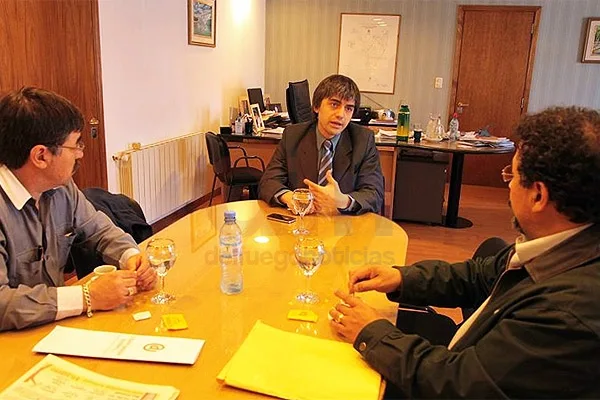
[{"xmin": 0, "ymin": 200, "xmax": 408, "ymax": 399}]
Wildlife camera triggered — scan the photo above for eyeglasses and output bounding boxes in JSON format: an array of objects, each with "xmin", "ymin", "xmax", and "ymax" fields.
[
  {"xmin": 501, "ymin": 165, "xmax": 513, "ymax": 183},
  {"xmin": 58, "ymin": 142, "xmax": 86, "ymax": 153}
]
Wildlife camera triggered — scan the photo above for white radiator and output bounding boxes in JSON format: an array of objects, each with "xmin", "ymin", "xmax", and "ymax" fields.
[{"xmin": 113, "ymin": 132, "xmax": 207, "ymax": 223}]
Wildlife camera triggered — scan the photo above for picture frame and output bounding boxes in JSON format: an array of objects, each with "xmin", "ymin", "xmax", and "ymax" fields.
[
  {"xmin": 263, "ymin": 93, "xmax": 271, "ymax": 109},
  {"xmin": 250, "ymin": 103, "xmax": 264, "ymax": 132},
  {"xmin": 338, "ymin": 13, "xmax": 401, "ymax": 94},
  {"xmin": 188, "ymin": 0, "xmax": 216, "ymax": 47},
  {"xmin": 581, "ymin": 17, "xmax": 600, "ymax": 63},
  {"xmin": 238, "ymin": 96, "xmax": 250, "ymax": 116}
]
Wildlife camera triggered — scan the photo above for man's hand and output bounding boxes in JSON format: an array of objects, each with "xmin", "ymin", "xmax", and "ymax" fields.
[
  {"xmin": 304, "ymin": 170, "xmax": 350, "ymax": 214},
  {"xmin": 279, "ymin": 191, "xmax": 316, "ymax": 215},
  {"xmin": 330, "ymin": 290, "xmax": 385, "ymax": 343},
  {"xmin": 348, "ymin": 265, "xmax": 402, "ymax": 294},
  {"xmin": 87, "ymin": 270, "xmax": 137, "ymax": 311},
  {"xmin": 124, "ymin": 253, "xmax": 157, "ymax": 291}
]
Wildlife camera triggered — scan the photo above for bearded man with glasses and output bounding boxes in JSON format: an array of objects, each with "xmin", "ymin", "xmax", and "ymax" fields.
[{"xmin": 329, "ymin": 106, "xmax": 600, "ymax": 398}]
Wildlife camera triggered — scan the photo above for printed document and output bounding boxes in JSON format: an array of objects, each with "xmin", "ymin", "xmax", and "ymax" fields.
[
  {"xmin": 0, "ymin": 354, "xmax": 179, "ymax": 400},
  {"xmin": 33, "ymin": 325, "xmax": 204, "ymax": 365}
]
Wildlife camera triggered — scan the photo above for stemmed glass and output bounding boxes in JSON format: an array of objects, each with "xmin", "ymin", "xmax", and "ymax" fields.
[
  {"xmin": 292, "ymin": 188, "xmax": 313, "ymax": 235},
  {"xmin": 146, "ymin": 238, "xmax": 177, "ymax": 304},
  {"xmin": 294, "ymin": 237, "xmax": 325, "ymax": 304}
]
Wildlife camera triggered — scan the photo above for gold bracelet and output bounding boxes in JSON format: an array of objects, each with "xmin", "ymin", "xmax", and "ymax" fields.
[{"xmin": 82, "ymin": 282, "xmax": 93, "ymax": 318}]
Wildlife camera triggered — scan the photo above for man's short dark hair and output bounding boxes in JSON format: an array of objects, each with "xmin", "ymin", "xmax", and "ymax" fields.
[
  {"xmin": 0, "ymin": 87, "xmax": 84, "ymax": 169},
  {"xmin": 312, "ymin": 74, "xmax": 361, "ymax": 113},
  {"xmin": 515, "ymin": 106, "xmax": 600, "ymax": 224}
]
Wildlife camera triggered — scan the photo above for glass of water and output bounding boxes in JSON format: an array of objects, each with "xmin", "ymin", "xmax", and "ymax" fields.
[
  {"xmin": 294, "ymin": 237, "xmax": 325, "ymax": 304},
  {"xmin": 145, "ymin": 238, "xmax": 177, "ymax": 304},
  {"xmin": 292, "ymin": 188, "xmax": 313, "ymax": 235}
]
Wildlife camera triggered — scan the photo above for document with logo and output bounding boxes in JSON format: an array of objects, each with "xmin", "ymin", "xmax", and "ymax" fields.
[
  {"xmin": 33, "ymin": 326, "xmax": 204, "ymax": 365},
  {"xmin": 0, "ymin": 354, "xmax": 179, "ymax": 400},
  {"xmin": 218, "ymin": 321, "xmax": 381, "ymax": 400}
]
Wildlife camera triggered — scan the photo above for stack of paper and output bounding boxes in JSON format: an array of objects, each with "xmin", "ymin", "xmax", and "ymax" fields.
[
  {"xmin": 0, "ymin": 354, "xmax": 179, "ymax": 400},
  {"xmin": 458, "ymin": 134, "xmax": 514, "ymax": 148},
  {"xmin": 217, "ymin": 321, "xmax": 381, "ymax": 400}
]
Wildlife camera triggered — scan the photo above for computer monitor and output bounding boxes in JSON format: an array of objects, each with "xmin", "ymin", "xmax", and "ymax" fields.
[{"xmin": 247, "ymin": 88, "xmax": 265, "ymax": 112}]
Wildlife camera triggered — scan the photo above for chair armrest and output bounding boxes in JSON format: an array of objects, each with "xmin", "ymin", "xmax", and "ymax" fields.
[
  {"xmin": 228, "ymin": 146, "xmax": 250, "ymax": 167},
  {"xmin": 397, "ymin": 303, "xmax": 438, "ymax": 314},
  {"xmin": 233, "ymin": 155, "xmax": 266, "ymax": 171}
]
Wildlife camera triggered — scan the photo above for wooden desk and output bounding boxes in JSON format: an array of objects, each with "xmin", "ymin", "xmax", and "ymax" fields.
[{"xmin": 0, "ymin": 200, "xmax": 407, "ymax": 398}]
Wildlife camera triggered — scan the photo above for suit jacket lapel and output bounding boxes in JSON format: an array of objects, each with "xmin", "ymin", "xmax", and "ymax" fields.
[
  {"xmin": 297, "ymin": 127, "xmax": 318, "ymax": 185},
  {"xmin": 333, "ymin": 130, "xmax": 352, "ymax": 182}
]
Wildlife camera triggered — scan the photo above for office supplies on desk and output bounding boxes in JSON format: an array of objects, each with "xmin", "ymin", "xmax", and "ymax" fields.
[
  {"xmin": 33, "ymin": 325, "xmax": 205, "ymax": 364},
  {"xmin": 218, "ymin": 321, "xmax": 380, "ymax": 400},
  {"xmin": 0, "ymin": 354, "xmax": 180, "ymax": 400}
]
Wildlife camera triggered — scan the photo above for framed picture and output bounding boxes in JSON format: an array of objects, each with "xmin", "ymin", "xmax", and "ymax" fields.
[
  {"xmin": 238, "ymin": 96, "xmax": 250, "ymax": 116},
  {"xmin": 250, "ymin": 103, "xmax": 264, "ymax": 131},
  {"xmin": 582, "ymin": 17, "xmax": 600, "ymax": 63},
  {"xmin": 338, "ymin": 13, "xmax": 401, "ymax": 93},
  {"xmin": 188, "ymin": 0, "xmax": 216, "ymax": 47},
  {"xmin": 263, "ymin": 93, "xmax": 271, "ymax": 109}
]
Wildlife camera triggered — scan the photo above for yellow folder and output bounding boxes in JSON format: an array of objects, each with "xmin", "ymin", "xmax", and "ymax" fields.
[{"xmin": 217, "ymin": 321, "xmax": 381, "ymax": 400}]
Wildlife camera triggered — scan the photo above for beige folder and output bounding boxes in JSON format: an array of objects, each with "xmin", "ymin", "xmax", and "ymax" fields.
[{"xmin": 217, "ymin": 321, "xmax": 381, "ymax": 400}]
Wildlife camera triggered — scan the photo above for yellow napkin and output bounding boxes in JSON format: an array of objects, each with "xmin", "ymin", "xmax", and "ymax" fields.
[{"xmin": 217, "ymin": 321, "xmax": 380, "ymax": 400}]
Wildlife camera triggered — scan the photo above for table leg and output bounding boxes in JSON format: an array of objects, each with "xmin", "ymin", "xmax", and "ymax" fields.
[{"xmin": 444, "ymin": 153, "xmax": 473, "ymax": 229}]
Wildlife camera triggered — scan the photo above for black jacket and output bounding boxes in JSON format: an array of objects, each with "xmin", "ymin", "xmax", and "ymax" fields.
[{"xmin": 356, "ymin": 224, "xmax": 600, "ymax": 398}]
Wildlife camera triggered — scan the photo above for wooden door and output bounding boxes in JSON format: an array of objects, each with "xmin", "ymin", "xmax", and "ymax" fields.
[
  {"xmin": 0, "ymin": 0, "xmax": 107, "ymax": 189},
  {"xmin": 449, "ymin": 6, "xmax": 540, "ymax": 187}
]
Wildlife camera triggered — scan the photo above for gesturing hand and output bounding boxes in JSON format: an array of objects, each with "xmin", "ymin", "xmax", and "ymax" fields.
[
  {"xmin": 304, "ymin": 170, "xmax": 350, "ymax": 214},
  {"xmin": 124, "ymin": 253, "xmax": 157, "ymax": 291},
  {"xmin": 348, "ymin": 265, "xmax": 402, "ymax": 294},
  {"xmin": 329, "ymin": 290, "xmax": 385, "ymax": 343}
]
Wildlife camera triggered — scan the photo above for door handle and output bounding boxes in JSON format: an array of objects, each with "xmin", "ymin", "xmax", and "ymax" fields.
[
  {"xmin": 89, "ymin": 117, "xmax": 99, "ymax": 139},
  {"xmin": 457, "ymin": 102, "xmax": 469, "ymax": 107}
]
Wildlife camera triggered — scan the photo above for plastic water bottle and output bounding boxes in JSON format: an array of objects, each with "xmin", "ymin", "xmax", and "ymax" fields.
[
  {"xmin": 396, "ymin": 101, "xmax": 410, "ymax": 142},
  {"xmin": 449, "ymin": 113, "xmax": 460, "ymax": 140},
  {"xmin": 219, "ymin": 210, "xmax": 243, "ymax": 294}
]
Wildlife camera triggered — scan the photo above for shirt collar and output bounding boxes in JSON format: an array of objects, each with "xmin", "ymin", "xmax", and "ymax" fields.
[
  {"xmin": 315, "ymin": 126, "xmax": 341, "ymax": 152},
  {"xmin": 509, "ymin": 223, "xmax": 593, "ymax": 268},
  {"xmin": 0, "ymin": 165, "xmax": 33, "ymax": 210}
]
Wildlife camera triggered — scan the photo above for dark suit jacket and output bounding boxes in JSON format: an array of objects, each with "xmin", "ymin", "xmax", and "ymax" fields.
[{"xmin": 258, "ymin": 121, "xmax": 383, "ymax": 214}]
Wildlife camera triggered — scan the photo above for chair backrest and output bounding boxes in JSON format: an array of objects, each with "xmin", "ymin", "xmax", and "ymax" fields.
[
  {"xmin": 205, "ymin": 132, "xmax": 232, "ymax": 183},
  {"xmin": 286, "ymin": 79, "xmax": 314, "ymax": 124}
]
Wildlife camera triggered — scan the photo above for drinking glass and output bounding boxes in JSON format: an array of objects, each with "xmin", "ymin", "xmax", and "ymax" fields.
[
  {"xmin": 294, "ymin": 237, "xmax": 325, "ymax": 304},
  {"xmin": 146, "ymin": 238, "xmax": 177, "ymax": 304},
  {"xmin": 292, "ymin": 188, "xmax": 313, "ymax": 235}
]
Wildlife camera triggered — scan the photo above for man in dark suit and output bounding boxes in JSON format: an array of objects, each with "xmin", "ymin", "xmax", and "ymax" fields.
[{"xmin": 258, "ymin": 75, "xmax": 383, "ymax": 215}]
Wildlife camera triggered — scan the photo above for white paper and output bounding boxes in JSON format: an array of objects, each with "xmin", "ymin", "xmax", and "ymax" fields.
[
  {"xmin": 33, "ymin": 326, "xmax": 204, "ymax": 365},
  {"xmin": 0, "ymin": 354, "xmax": 179, "ymax": 400}
]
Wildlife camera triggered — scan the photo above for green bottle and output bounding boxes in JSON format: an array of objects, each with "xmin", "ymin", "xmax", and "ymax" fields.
[{"xmin": 397, "ymin": 102, "xmax": 410, "ymax": 142}]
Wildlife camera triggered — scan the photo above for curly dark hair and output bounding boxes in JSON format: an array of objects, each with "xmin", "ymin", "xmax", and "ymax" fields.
[
  {"xmin": 312, "ymin": 74, "xmax": 360, "ymax": 114},
  {"xmin": 0, "ymin": 87, "xmax": 84, "ymax": 169},
  {"xmin": 515, "ymin": 106, "xmax": 600, "ymax": 223}
]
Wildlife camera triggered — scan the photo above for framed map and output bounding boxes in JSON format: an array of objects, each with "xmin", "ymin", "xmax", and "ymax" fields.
[{"xmin": 337, "ymin": 13, "xmax": 401, "ymax": 94}]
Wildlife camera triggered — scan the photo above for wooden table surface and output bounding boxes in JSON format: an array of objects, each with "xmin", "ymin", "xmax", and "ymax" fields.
[{"xmin": 0, "ymin": 200, "xmax": 408, "ymax": 398}]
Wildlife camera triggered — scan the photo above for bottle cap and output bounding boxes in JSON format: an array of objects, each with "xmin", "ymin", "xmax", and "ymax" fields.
[{"xmin": 224, "ymin": 210, "xmax": 236, "ymax": 221}]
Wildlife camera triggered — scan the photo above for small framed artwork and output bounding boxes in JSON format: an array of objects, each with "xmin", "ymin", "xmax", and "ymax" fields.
[
  {"xmin": 250, "ymin": 103, "xmax": 264, "ymax": 131},
  {"xmin": 238, "ymin": 96, "xmax": 250, "ymax": 116},
  {"xmin": 188, "ymin": 0, "xmax": 216, "ymax": 47},
  {"xmin": 263, "ymin": 93, "xmax": 272, "ymax": 110},
  {"xmin": 582, "ymin": 17, "xmax": 600, "ymax": 63}
]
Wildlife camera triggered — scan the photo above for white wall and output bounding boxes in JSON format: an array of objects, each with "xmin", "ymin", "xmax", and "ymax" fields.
[{"xmin": 99, "ymin": 0, "xmax": 266, "ymax": 192}]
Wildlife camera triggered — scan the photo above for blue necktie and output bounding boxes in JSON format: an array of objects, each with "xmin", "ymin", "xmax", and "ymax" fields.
[{"xmin": 318, "ymin": 140, "xmax": 333, "ymax": 186}]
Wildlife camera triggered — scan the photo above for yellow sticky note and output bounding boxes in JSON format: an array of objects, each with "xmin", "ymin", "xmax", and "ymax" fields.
[
  {"xmin": 287, "ymin": 309, "xmax": 318, "ymax": 323},
  {"xmin": 161, "ymin": 314, "xmax": 188, "ymax": 330}
]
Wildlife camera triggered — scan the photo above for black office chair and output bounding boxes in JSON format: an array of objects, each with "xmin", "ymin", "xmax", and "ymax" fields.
[
  {"xmin": 285, "ymin": 79, "xmax": 314, "ymax": 124},
  {"xmin": 205, "ymin": 132, "xmax": 265, "ymax": 205}
]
